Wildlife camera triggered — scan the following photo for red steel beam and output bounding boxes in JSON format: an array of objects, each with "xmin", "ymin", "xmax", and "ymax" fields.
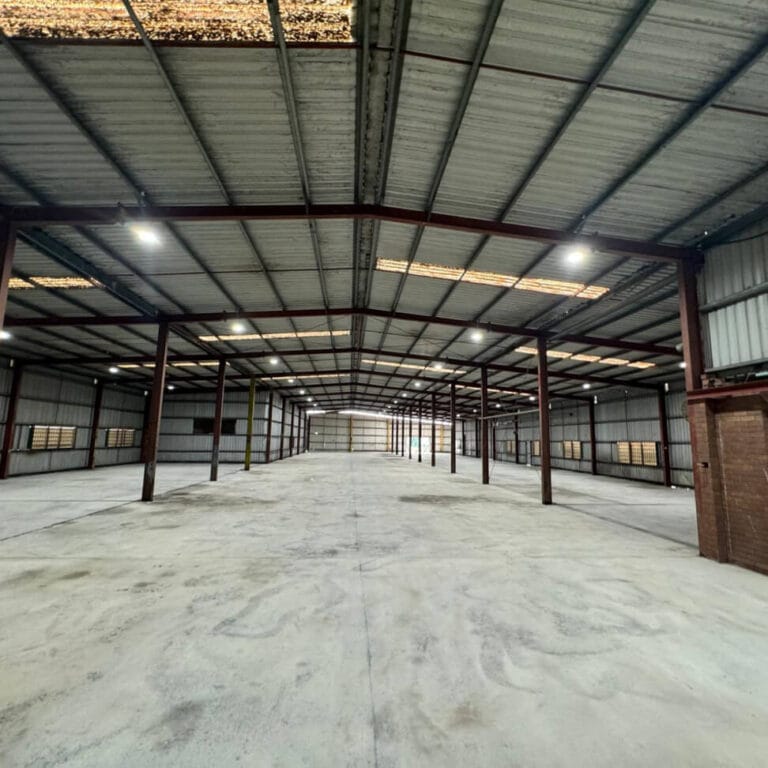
[
  {"xmin": 9, "ymin": 310, "xmax": 679, "ymax": 358},
  {"xmin": 2, "ymin": 203, "xmax": 692, "ymax": 262}
]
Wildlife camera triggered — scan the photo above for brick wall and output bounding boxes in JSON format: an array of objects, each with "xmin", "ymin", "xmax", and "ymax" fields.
[{"xmin": 689, "ymin": 395, "xmax": 768, "ymax": 573}]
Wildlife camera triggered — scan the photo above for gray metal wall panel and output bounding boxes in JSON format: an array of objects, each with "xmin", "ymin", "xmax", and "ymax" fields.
[{"xmin": 703, "ymin": 226, "xmax": 768, "ymax": 370}]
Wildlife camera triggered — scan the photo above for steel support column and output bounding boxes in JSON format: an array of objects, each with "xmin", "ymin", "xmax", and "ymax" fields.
[
  {"xmin": 142, "ymin": 322, "xmax": 169, "ymax": 501},
  {"xmin": 431, "ymin": 392, "xmax": 436, "ymax": 467},
  {"xmin": 678, "ymin": 259, "xmax": 704, "ymax": 392},
  {"xmin": 279, "ymin": 396, "xmax": 287, "ymax": 460},
  {"xmin": 481, "ymin": 366, "xmax": 489, "ymax": 485},
  {"xmin": 461, "ymin": 418, "xmax": 466, "ymax": 457},
  {"xmin": 87, "ymin": 380, "xmax": 104, "ymax": 470},
  {"xmin": 289, "ymin": 402, "xmax": 295, "ymax": 457},
  {"xmin": 394, "ymin": 413, "xmax": 398, "ymax": 454},
  {"xmin": 265, "ymin": 391, "xmax": 274, "ymax": 463},
  {"xmin": 304, "ymin": 414, "xmax": 309, "ymax": 452},
  {"xmin": 492, "ymin": 424, "xmax": 497, "ymax": 462},
  {"xmin": 0, "ymin": 363, "xmax": 23, "ymax": 479},
  {"xmin": 408, "ymin": 407, "xmax": 413, "ymax": 459},
  {"xmin": 514, "ymin": 414, "xmax": 520, "ymax": 464},
  {"xmin": 0, "ymin": 221, "xmax": 15, "ymax": 332},
  {"xmin": 418, "ymin": 404, "xmax": 422, "ymax": 463},
  {"xmin": 401, "ymin": 412, "xmax": 405, "ymax": 455},
  {"xmin": 450, "ymin": 382, "xmax": 456, "ymax": 474},
  {"xmin": 210, "ymin": 359, "xmax": 226, "ymax": 482},
  {"xmin": 588, "ymin": 399, "xmax": 598, "ymax": 476},
  {"xmin": 537, "ymin": 337, "xmax": 552, "ymax": 504},
  {"xmin": 244, "ymin": 378, "xmax": 256, "ymax": 470},
  {"xmin": 657, "ymin": 387, "xmax": 672, "ymax": 487},
  {"xmin": 140, "ymin": 391, "xmax": 151, "ymax": 463}
]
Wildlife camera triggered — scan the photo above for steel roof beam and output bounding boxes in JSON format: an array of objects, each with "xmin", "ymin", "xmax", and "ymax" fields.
[
  {"xmin": 3, "ymin": 307, "xmax": 679, "ymax": 356},
  {"xmin": 1, "ymin": 204, "xmax": 693, "ymax": 262}
]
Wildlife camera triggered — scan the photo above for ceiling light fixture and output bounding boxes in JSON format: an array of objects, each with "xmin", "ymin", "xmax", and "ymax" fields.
[
  {"xmin": 679, "ymin": 361, "xmax": 687, "ymax": 369},
  {"xmin": 269, "ymin": 357, "xmax": 279, "ymax": 366},
  {"xmin": 230, "ymin": 321, "xmax": 246, "ymax": 334},
  {"xmin": 470, "ymin": 329, "xmax": 484, "ymax": 343},
  {"xmin": 167, "ymin": 384, "xmax": 175, "ymax": 391},
  {"xmin": 131, "ymin": 223, "xmax": 161, "ymax": 247},
  {"xmin": 108, "ymin": 366, "xmax": 119, "ymax": 374},
  {"xmin": 0, "ymin": 330, "xmax": 11, "ymax": 341},
  {"xmin": 582, "ymin": 382, "xmax": 591, "ymax": 390},
  {"xmin": 565, "ymin": 244, "xmax": 590, "ymax": 265}
]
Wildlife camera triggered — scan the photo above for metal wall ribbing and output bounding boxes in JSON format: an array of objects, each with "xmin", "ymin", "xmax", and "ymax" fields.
[
  {"xmin": 467, "ymin": 386, "xmax": 692, "ymax": 487},
  {"xmin": 157, "ymin": 389, "xmax": 296, "ymax": 464},
  {"xmin": 702, "ymin": 225, "xmax": 768, "ymax": 372},
  {"xmin": 0, "ymin": 364, "xmax": 145, "ymax": 477}
]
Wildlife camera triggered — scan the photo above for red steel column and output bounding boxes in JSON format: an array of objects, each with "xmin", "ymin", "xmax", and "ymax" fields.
[
  {"xmin": 431, "ymin": 393, "xmax": 436, "ymax": 467},
  {"xmin": 588, "ymin": 399, "xmax": 598, "ymax": 476},
  {"xmin": 0, "ymin": 363, "xmax": 23, "ymax": 479},
  {"xmin": 481, "ymin": 366, "xmax": 489, "ymax": 485},
  {"xmin": 537, "ymin": 337, "xmax": 552, "ymax": 504},
  {"xmin": 418, "ymin": 403, "xmax": 422, "ymax": 463},
  {"xmin": 657, "ymin": 387, "xmax": 672, "ymax": 487},
  {"xmin": 279, "ymin": 396, "xmax": 287, "ymax": 460},
  {"xmin": 450, "ymin": 382, "xmax": 456, "ymax": 474},
  {"xmin": 142, "ymin": 322, "xmax": 169, "ymax": 501},
  {"xmin": 678, "ymin": 259, "xmax": 704, "ymax": 392},
  {"xmin": 210, "ymin": 359, "xmax": 226, "ymax": 482},
  {"xmin": 514, "ymin": 413, "xmax": 520, "ymax": 464},
  {"xmin": 408, "ymin": 406, "xmax": 413, "ymax": 459},
  {"xmin": 265, "ymin": 391, "xmax": 274, "ymax": 463},
  {"xmin": 461, "ymin": 418, "xmax": 466, "ymax": 457},
  {"xmin": 492, "ymin": 424, "xmax": 497, "ymax": 462},
  {"xmin": 0, "ymin": 221, "xmax": 15, "ymax": 332},
  {"xmin": 87, "ymin": 380, "xmax": 104, "ymax": 470},
  {"xmin": 244, "ymin": 378, "xmax": 256, "ymax": 470},
  {"xmin": 289, "ymin": 402, "xmax": 295, "ymax": 457}
]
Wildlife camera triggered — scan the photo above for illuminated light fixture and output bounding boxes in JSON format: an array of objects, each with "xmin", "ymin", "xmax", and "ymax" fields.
[
  {"xmin": 514, "ymin": 346, "xmax": 655, "ymax": 371},
  {"xmin": 287, "ymin": 378, "xmax": 295, "ymax": 384},
  {"xmin": 470, "ymin": 329, "xmax": 484, "ymax": 343},
  {"xmin": 9, "ymin": 276, "xmax": 101, "ymax": 290},
  {"xmin": 306, "ymin": 409, "xmax": 326, "ymax": 416},
  {"xmin": 376, "ymin": 258, "xmax": 609, "ymax": 299},
  {"xmin": 360, "ymin": 359, "xmax": 466, "ymax": 375},
  {"xmin": 108, "ymin": 366, "xmax": 119, "ymax": 374},
  {"xmin": 167, "ymin": 385, "xmax": 175, "ymax": 391},
  {"xmin": 0, "ymin": 330, "xmax": 11, "ymax": 341},
  {"xmin": 565, "ymin": 245, "xmax": 590, "ymax": 265},
  {"xmin": 230, "ymin": 321, "xmax": 247, "ymax": 334},
  {"xmin": 199, "ymin": 329, "xmax": 350, "ymax": 342},
  {"xmin": 262, "ymin": 373, "xmax": 348, "ymax": 382},
  {"xmin": 472, "ymin": 409, "xmax": 477, "ymax": 413},
  {"xmin": 269, "ymin": 357, "xmax": 279, "ymax": 366},
  {"xmin": 495, "ymin": 403, "xmax": 501, "ymax": 409},
  {"xmin": 456, "ymin": 384, "xmax": 519, "ymax": 396},
  {"xmin": 582, "ymin": 383, "xmax": 591, "ymax": 390},
  {"xmin": 306, "ymin": 396, "xmax": 312, "ymax": 402},
  {"xmin": 131, "ymin": 223, "xmax": 161, "ymax": 247},
  {"xmin": 414, "ymin": 381, "xmax": 422, "ymax": 388},
  {"xmin": 433, "ymin": 361, "xmax": 444, "ymax": 370},
  {"xmin": 679, "ymin": 361, "xmax": 687, "ymax": 369},
  {"xmin": 529, "ymin": 396, "xmax": 536, "ymax": 402},
  {"xmin": 299, "ymin": 389, "xmax": 306, "ymax": 395}
]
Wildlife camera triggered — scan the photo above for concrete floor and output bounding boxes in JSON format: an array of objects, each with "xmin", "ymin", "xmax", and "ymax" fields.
[{"xmin": 1, "ymin": 453, "xmax": 767, "ymax": 767}]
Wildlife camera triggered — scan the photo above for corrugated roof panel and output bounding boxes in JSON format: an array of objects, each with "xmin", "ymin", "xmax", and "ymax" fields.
[
  {"xmin": 159, "ymin": 47, "xmax": 304, "ymax": 203},
  {"xmin": 604, "ymin": 1, "xmax": 768, "ymax": 102},
  {"xmin": 433, "ymin": 69, "xmax": 581, "ymax": 219},
  {"xmin": 391, "ymin": 274, "xmax": 456, "ymax": 314},
  {"xmin": 289, "ymin": 50, "xmax": 356, "ymax": 203},
  {"xmin": 385, "ymin": 56, "xmax": 468, "ymax": 209},
  {"xmin": 0, "ymin": 46, "xmax": 135, "ymax": 204},
  {"xmin": 587, "ymin": 108, "xmax": 768, "ymax": 240},
  {"xmin": 406, "ymin": 0, "xmax": 491, "ymax": 61},
  {"xmin": 502, "ymin": 89, "xmax": 686, "ymax": 234},
  {"xmin": 270, "ymin": 270, "xmax": 333, "ymax": 307},
  {"xmin": 470, "ymin": 239, "xmax": 545, "ymax": 276},
  {"xmin": 411, "ymin": 227, "xmax": 484, "ymax": 268},
  {"xmin": 19, "ymin": 43, "xmax": 225, "ymax": 203},
  {"xmin": 486, "ymin": 0, "xmax": 637, "ymax": 80}
]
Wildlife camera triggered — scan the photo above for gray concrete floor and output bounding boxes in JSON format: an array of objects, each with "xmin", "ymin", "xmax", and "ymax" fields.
[
  {"xmin": 0, "ymin": 463, "xmax": 241, "ymax": 540},
  {"xmin": 1, "ymin": 453, "xmax": 767, "ymax": 767}
]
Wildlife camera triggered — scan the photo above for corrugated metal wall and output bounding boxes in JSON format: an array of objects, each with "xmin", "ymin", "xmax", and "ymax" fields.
[
  {"xmin": 157, "ymin": 389, "xmax": 301, "ymax": 464},
  {"xmin": 462, "ymin": 386, "xmax": 692, "ymax": 487},
  {"xmin": 0, "ymin": 364, "xmax": 145, "ymax": 477},
  {"xmin": 702, "ymin": 225, "xmax": 768, "ymax": 371}
]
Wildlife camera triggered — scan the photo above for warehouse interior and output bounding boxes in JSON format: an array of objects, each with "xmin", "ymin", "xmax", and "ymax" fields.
[{"xmin": 1, "ymin": 1, "xmax": 767, "ymax": 765}]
